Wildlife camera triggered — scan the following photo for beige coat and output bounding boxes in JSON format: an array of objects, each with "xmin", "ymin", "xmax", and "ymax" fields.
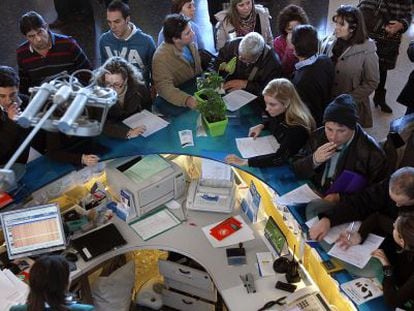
[
  {"xmin": 152, "ymin": 42, "xmax": 202, "ymax": 107},
  {"xmin": 321, "ymin": 37, "xmax": 379, "ymax": 128}
]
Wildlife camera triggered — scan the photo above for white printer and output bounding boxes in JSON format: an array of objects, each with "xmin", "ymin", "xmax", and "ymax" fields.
[
  {"xmin": 186, "ymin": 159, "xmax": 236, "ymax": 213},
  {"xmin": 106, "ymin": 155, "xmax": 186, "ymax": 220}
]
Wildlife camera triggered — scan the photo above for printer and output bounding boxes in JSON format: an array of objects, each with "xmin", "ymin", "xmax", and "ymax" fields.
[
  {"xmin": 106, "ymin": 155, "xmax": 186, "ymax": 220},
  {"xmin": 186, "ymin": 159, "xmax": 236, "ymax": 213}
]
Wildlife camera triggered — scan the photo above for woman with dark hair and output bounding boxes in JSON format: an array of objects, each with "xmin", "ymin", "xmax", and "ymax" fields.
[
  {"xmin": 321, "ymin": 5, "xmax": 379, "ymax": 128},
  {"xmin": 10, "ymin": 255, "xmax": 94, "ymax": 311},
  {"xmin": 273, "ymin": 4, "xmax": 309, "ymax": 78},
  {"xmin": 215, "ymin": 0, "xmax": 272, "ymax": 50},
  {"xmin": 225, "ymin": 78, "xmax": 315, "ymax": 168},
  {"xmin": 157, "ymin": 0, "xmax": 207, "ymax": 50},
  {"xmin": 338, "ymin": 214, "xmax": 414, "ymax": 309},
  {"xmin": 96, "ymin": 56, "xmax": 152, "ymax": 139}
]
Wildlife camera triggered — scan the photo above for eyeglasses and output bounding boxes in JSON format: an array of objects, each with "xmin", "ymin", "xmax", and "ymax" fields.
[
  {"xmin": 238, "ymin": 53, "xmax": 259, "ymax": 65},
  {"xmin": 105, "ymin": 80, "xmax": 126, "ymax": 89}
]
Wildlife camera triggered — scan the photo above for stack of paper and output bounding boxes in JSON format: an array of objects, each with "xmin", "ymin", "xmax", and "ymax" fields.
[
  {"xmin": 236, "ymin": 135, "xmax": 280, "ymax": 158},
  {"xmin": 340, "ymin": 277, "xmax": 383, "ymax": 305},
  {"xmin": 122, "ymin": 109, "xmax": 169, "ymax": 137},
  {"xmin": 328, "ymin": 234, "xmax": 384, "ymax": 269},
  {"xmin": 223, "ymin": 90, "xmax": 257, "ymax": 112},
  {"xmin": 202, "ymin": 215, "xmax": 255, "ymax": 248},
  {"xmin": 0, "ymin": 268, "xmax": 29, "ymax": 311},
  {"xmin": 306, "ymin": 217, "xmax": 362, "ymax": 245},
  {"xmin": 276, "ymin": 184, "xmax": 321, "ymax": 206}
]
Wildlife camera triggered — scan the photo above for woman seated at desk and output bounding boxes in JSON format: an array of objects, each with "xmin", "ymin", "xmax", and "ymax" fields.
[
  {"xmin": 10, "ymin": 255, "xmax": 95, "ymax": 311},
  {"xmin": 96, "ymin": 56, "xmax": 152, "ymax": 140},
  {"xmin": 225, "ymin": 78, "xmax": 315, "ymax": 167},
  {"xmin": 337, "ymin": 214, "xmax": 414, "ymax": 310}
]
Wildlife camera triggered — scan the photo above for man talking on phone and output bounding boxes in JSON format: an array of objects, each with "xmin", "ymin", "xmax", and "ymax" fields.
[{"xmin": 0, "ymin": 66, "xmax": 32, "ymax": 165}]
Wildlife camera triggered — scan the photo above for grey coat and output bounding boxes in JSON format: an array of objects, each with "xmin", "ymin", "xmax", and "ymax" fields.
[{"xmin": 321, "ymin": 37, "xmax": 379, "ymax": 128}]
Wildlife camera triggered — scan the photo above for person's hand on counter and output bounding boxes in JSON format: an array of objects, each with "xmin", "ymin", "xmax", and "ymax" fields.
[
  {"xmin": 309, "ymin": 217, "xmax": 331, "ymax": 241},
  {"xmin": 248, "ymin": 124, "xmax": 264, "ymax": 139},
  {"xmin": 127, "ymin": 125, "xmax": 146, "ymax": 139},
  {"xmin": 225, "ymin": 154, "xmax": 248, "ymax": 166},
  {"xmin": 324, "ymin": 193, "xmax": 340, "ymax": 203},
  {"xmin": 371, "ymin": 249, "xmax": 390, "ymax": 266},
  {"xmin": 336, "ymin": 230, "xmax": 362, "ymax": 250},
  {"xmin": 223, "ymin": 79, "xmax": 247, "ymax": 92},
  {"xmin": 185, "ymin": 96, "xmax": 197, "ymax": 109}
]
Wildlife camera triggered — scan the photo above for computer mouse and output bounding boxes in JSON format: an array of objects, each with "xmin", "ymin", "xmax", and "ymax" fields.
[{"xmin": 64, "ymin": 251, "xmax": 78, "ymax": 262}]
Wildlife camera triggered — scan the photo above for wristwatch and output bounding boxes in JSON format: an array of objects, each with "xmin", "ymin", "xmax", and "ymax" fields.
[{"xmin": 383, "ymin": 265, "xmax": 393, "ymax": 277}]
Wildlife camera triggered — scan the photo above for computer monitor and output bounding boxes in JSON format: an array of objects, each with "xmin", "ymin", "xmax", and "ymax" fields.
[
  {"xmin": 0, "ymin": 204, "xmax": 66, "ymax": 259},
  {"xmin": 264, "ymin": 215, "xmax": 288, "ymax": 256}
]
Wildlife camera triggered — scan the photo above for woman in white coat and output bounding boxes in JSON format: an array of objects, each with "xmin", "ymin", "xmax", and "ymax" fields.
[{"xmin": 214, "ymin": 0, "xmax": 273, "ymax": 50}]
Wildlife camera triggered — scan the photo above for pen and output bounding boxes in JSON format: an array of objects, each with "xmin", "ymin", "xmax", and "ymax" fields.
[{"xmin": 347, "ymin": 221, "xmax": 355, "ymax": 241}]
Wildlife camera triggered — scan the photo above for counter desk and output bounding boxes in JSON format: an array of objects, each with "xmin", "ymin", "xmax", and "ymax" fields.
[{"xmin": 3, "ymin": 83, "xmax": 393, "ymax": 311}]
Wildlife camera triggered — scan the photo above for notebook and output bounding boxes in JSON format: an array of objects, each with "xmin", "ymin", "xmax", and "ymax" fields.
[{"xmin": 71, "ymin": 223, "xmax": 127, "ymax": 261}]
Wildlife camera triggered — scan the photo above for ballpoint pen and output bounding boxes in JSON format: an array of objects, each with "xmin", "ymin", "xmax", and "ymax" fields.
[{"xmin": 347, "ymin": 221, "xmax": 355, "ymax": 241}]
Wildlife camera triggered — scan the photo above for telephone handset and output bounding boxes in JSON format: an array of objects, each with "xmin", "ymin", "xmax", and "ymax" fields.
[{"xmin": 285, "ymin": 286, "xmax": 331, "ymax": 311}]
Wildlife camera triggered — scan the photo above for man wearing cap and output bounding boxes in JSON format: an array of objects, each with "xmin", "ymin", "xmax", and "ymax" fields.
[{"xmin": 292, "ymin": 94, "xmax": 387, "ymax": 198}]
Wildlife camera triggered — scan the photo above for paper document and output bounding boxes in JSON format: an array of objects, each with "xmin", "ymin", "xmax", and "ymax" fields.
[
  {"xmin": 201, "ymin": 158, "xmax": 232, "ymax": 181},
  {"xmin": 202, "ymin": 215, "xmax": 255, "ymax": 248},
  {"xmin": 276, "ymin": 184, "xmax": 321, "ymax": 206},
  {"xmin": 178, "ymin": 129, "xmax": 194, "ymax": 147},
  {"xmin": 0, "ymin": 268, "xmax": 29, "ymax": 308},
  {"xmin": 122, "ymin": 109, "xmax": 169, "ymax": 137},
  {"xmin": 256, "ymin": 252, "xmax": 275, "ymax": 277},
  {"xmin": 236, "ymin": 135, "xmax": 280, "ymax": 158},
  {"xmin": 328, "ymin": 234, "xmax": 384, "ymax": 269},
  {"xmin": 305, "ymin": 217, "xmax": 361, "ymax": 245},
  {"xmin": 341, "ymin": 277, "xmax": 383, "ymax": 305},
  {"xmin": 129, "ymin": 208, "xmax": 181, "ymax": 241},
  {"xmin": 125, "ymin": 155, "xmax": 170, "ymax": 182},
  {"xmin": 223, "ymin": 89, "xmax": 257, "ymax": 112}
]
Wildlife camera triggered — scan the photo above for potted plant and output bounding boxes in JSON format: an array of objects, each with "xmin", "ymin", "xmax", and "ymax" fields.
[
  {"xmin": 194, "ymin": 88, "xmax": 228, "ymax": 137},
  {"xmin": 196, "ymin": 71, "xmax": 225, "ymax": 93}
]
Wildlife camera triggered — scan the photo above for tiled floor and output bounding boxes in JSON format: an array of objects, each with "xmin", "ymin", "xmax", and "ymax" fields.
[{"xmin": 0, "ymin": 0, "xmax": 412, "ymax": 141}]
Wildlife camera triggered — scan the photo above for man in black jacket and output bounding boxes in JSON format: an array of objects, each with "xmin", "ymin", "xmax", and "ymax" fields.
[
  {"xmin": 309, "ymin": 167, "xmax": 414, "ymax": 242},
  {"xmin": 214, "ymin": 32, "xmax": 282, "ymax": 112},
  {"xmin": 291, "ymin": 25, "xmax": 334, "ymax": 126},
  {"xmin": 0, "ymin": 66, "xmax": 30, "ymax": 165},
  {"xmin": 293, "ymin": 94, "xmax": 387, "ymax": 195}
]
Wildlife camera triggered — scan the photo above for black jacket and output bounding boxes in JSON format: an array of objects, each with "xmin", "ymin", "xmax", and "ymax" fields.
[
  {"xmin": 292, "ymin": 125, "xmax": 387, "ymax": 193},
  {"xmin": 292, "ymin": 55, "xmax": 335, "ymax": 126},
  {"xmin": 248, "ymin": 114, "xmax": 310, "ymax": 168},
  {"xmin": 214, "ymin": 38, "xmax": 281, "ymax": 110},
  {"xmin": 0, "ymin": 95, "xmax": 30, "ymax": 165},
  {"xmin": 102, "ymin": 81, "xmax": 152, "ymax": 139}
]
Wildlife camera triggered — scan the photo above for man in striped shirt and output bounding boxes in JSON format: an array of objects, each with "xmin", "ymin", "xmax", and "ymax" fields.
[{"xmin": 16, "ymin": 11, "xmax": 91, "ymax": 95}]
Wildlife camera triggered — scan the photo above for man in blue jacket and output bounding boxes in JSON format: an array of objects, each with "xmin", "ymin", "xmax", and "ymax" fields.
[{"xmin": 98, "ymin": 0, "xmax": 155, "ymax": 86}]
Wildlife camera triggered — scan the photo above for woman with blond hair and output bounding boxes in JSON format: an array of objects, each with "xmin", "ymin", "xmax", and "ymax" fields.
[
  {"xmin": 225, "ymin": 78, "xmax": 315, "ymax": 168},
  {"xmin": 96, "ymin": 56, "xmax": 152, "ymax": 139},
  {"xmin": 214, "ymin": 0, "xmax": 272, "ymax": 50}
]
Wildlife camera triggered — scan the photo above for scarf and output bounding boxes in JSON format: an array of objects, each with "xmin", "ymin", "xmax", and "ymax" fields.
[{"xmin": 236, "ymin": 6, "xmax": 256, "ymax": 37}]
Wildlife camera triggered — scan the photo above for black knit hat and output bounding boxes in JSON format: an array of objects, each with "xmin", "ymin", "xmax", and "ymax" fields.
[{"xmin": 323, "ymin": 94, "xmax": 358, "ymax": 129}]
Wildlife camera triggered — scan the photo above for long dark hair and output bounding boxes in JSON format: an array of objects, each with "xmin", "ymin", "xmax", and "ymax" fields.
[
  {"xmin": 27, "ymin": 255, "xmax": 70, "ymax": 311},
  {"xmin": 333, "ymin": 5, "xmax": 368, "ymax": 45}
]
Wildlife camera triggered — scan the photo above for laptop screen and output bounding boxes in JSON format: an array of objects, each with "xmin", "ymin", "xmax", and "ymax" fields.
[
  {"xmin": 0, "ymin": 204, "xmax": 66, "ymax": 259},
  {"xmin": 264, "ymin": 216, "xmax": 288, "ymax": 256}
]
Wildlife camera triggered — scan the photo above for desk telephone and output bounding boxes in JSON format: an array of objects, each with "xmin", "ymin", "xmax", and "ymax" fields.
[
  {"xmin": 285, "ymin": 286, "xmax": 331, "ymax": 311},
  {"xmin": 186, "ymin": 177, "xmax": 236, "ymax": 213}
]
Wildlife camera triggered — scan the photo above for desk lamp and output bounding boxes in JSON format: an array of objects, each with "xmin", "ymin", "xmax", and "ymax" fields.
[{"xmin": 0, "ymin": 70, "xmax": 118, "ymax": 192}]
